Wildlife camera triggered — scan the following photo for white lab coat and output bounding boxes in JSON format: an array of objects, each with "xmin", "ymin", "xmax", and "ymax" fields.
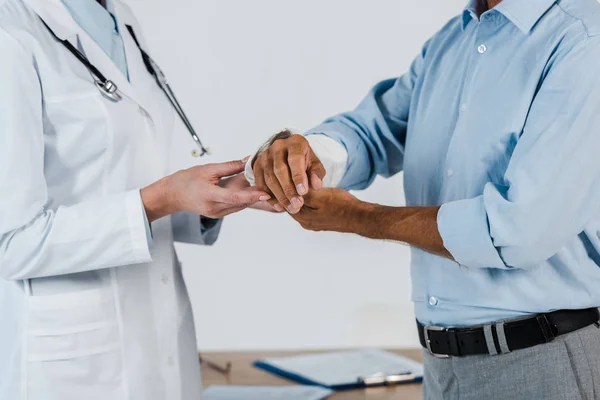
[{"xmin": 0, "ymin": 0, "xmax": 220, "ymax": 399}]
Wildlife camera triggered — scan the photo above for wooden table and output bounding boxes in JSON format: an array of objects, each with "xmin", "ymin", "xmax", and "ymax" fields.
[{"xmin": 200, "ymin": 349, "xmax": 423, "ymax": 399}]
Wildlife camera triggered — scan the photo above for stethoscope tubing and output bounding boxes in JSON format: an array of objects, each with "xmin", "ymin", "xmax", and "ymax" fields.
[{"xmin": 41, "ymin": 18, "xmax": 209, "ymax": 156}]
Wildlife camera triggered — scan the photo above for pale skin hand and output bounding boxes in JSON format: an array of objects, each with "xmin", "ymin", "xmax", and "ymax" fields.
[
  {"xmin": 141, "ymin": 160, "xmax": 271, "ymax": 222},
  {"xmin": 252, "ymin": 135, "xmax": 326, "ymax": 214},
  {"xmin": 220, "ymin": 173, "xmax": 282, "ymax": 213}
]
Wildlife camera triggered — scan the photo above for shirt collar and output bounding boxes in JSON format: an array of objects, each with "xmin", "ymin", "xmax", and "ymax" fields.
[
  {"xmin": 462, "ymin": 0, "xmax": 484, "ymax": 30},
  {"xmin": 462, "ymin": 0, "xmax": 557, "ymax": 34},
  {"xmin": 495, "ymin": 0, "xmax": 557, "ymax": 33},
  {"xmin": 60, "ymin": 0, "xmax": 119, "ymax": 36}
]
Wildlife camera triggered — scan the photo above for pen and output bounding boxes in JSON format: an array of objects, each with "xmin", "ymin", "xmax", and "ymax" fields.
[{"xmin": 357, "ymin": 372, "xmax": 416, "ymax": 387}]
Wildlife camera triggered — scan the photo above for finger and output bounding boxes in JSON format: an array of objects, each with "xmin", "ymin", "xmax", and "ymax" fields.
[
  {"xmin": 205, "ymin": 160, "xmax": 246, "ymax": 178},
  {"xmin": 220, "ymin": 173, "xmax": 250, "ymax": 190},
  {"xmin": 251, "ymin": 201, "xmax": 283, "ymax": 213},
  {"xmin": 264, "ymin": 167, "xmax": 294, "ymax": 213},
  {"xmin": 301, "ymin": 189, "xmax": 318, "ymax": 209},
  {"xmin": 254, "ymin": 163, "xmax": 284, "ymax": 212},
  {"xmin": 272, "ymin": 151, "xmax": 303, "ymax": 213},
  {"xmin": 213, "ymin": 205, "xmax": 248, "ymax": 218},
  {"xmin": 213, "ymin": 186, "xmax": 271, "ymax": 206},
  {"xmin": 287, "ymin": 144, "xmax": 309, "ymax": 196},
  {"xmin": 310, "ymin": 173, "xmax": 323, "ymax": 190},
  {"xmin": 307, "ymin": 155, "xmax": 326, "ymax": 189}
]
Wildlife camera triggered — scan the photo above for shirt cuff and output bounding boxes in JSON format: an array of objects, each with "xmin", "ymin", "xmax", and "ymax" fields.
[
  {"xmin": 244, "ymin": 134, "xmax": 348, "ymax": 188},
  {"xmin": 437, "ymin": 196, "xmax": 508, "ymax": 269},
  {"xmin": 139, "ymin": 194, "xmax": 153, "ymax": 249},
  {"xmin": 126, "ymin": 190, "xmax": 152, "ymax": 262},
  {"xmin": 200, "ymin": 216, "xmax": 220, "ymax": 230},
  {"xmin": 305, "ymin": 134, "xmax": 348, "ymax": 188}
]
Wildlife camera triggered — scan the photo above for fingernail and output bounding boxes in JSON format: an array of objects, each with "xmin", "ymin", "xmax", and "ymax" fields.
[
  {"xmin": 259, "ymin": 195, "xmax": 270, "ymax": 201},
  {"xmin": 291, "ymin": 197, "xmax": 303, "ymax": 208},
  {"xmin": 296, "ymin": 184, "xmax": 307, "ymax": 195},
  {"xmin": 273, "ymin": 204, "xmax": 284, "ymax": 212},
  {"xmin": 241, "ymin": 156, "xmax": 250, "ymax": 163}
]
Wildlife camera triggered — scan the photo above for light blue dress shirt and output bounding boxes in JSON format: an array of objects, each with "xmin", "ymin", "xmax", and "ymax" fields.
[
  {"xmin": 307, "ymin": 0, "xmax": 600, "ymax": 326},
  {"xmin": 60, "ymin": 0, "xmax": 128, "ymax": 77}
]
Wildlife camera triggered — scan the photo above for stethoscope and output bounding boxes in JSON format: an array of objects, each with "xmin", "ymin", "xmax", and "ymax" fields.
[{"xmin": 42, "ymin": 20, "xmax": 210, "ymax": 157}]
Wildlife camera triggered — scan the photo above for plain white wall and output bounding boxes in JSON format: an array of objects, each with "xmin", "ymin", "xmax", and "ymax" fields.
[{"xmin": 125, "ymin": 0, "xmax": 466, "ymax": 351}]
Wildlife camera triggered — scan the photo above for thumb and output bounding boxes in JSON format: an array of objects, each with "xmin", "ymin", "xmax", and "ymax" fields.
[
  {"xmin": 307, "ymin": 155, "xmax": 326, "ymax": 189},
  {"xmin": 204, "ymin": 160, "xmax": 246, "ymax": 178}
]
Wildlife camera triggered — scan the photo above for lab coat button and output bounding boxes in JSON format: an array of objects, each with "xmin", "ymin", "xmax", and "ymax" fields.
[
  {"xmin": 161, "ymin": 274, "xmax": 169, "ymax": 284},
  {"xmin": 429, "ymin": 297, "xmax": 439, "ymax": 306},
  {"xmin": 167, "ymin": 356, "xmax": 174, "ymax": 366},
  {"xmin": 478, "ymin": 44, "xmax": 487, "ymax": 54},
  {"xmin": 460, "ymin": 103, "xmax": 468, "ymax": 112},
  {"xmin": 446, "ymin": 169, "xmax": 454, "ymax": 177}
]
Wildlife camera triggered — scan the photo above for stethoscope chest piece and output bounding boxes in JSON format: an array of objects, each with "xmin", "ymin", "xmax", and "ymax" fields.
[
  {"xmin": 191, "ymin": 147, "xmax": 210, "ymax": 157},
  {"xmin": 95, "ymin": 80, "xmax": 122, "ymax": 102}
]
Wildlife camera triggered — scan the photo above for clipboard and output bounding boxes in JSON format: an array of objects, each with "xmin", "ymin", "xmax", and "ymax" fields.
[{"xmin": 253, "ymin": 349, "xmax": 423, "ymax": 391}]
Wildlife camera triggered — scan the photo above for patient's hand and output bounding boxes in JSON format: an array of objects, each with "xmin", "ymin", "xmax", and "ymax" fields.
[{"xmin": 291, "ymin": 188, "xmax": 366, "ymax": 233}]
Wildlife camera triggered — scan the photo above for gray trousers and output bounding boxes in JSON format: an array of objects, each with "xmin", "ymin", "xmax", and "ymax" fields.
[{"xmin": 423, "ymin": 324, "xmax": 600, "ymax": 400}]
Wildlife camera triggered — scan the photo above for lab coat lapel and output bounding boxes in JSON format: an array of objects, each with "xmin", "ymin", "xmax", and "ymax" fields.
[
  {"xmin": 23, "ymin": 0, "xmax": 152, "ymax": 115},
  {"xmin": 23, "ymin": 0, "xmax": 78, "ymax": 41},
  {"xmin": 117, "ymin": 17, "xmax": 159, "ymax": 117}
]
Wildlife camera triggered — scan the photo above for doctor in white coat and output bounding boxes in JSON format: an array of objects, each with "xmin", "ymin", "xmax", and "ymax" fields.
[{"xmin": 0, "ymin": 0, "xmax": 271, "ymax": 399}]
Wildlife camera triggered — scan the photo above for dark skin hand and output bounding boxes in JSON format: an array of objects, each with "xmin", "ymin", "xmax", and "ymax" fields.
[
  {"xmin": 292, "ymin": 189, "xmax": 454, "ymax": 260},
  {"xmin": 254, "ymin": 136, "xmax": 453, "ymax": 259},
  {"xmin": 253, "ymin": 135, "xmax": 326, "ymax": 214},
  {"xmin": 255, "ymin": 0, "xmax": 509, "ymax": 253}
]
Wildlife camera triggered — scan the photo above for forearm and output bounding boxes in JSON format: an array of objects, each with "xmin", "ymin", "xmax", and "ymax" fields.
[
  {"xmin": 140, "ymin": 176, "xmax": 179, "ymax": 223},
  {"xmin": 0, "ymin": 190, "xmax": 152, "ymax": 280},
  {"xmin": 353, "ymin": 203, "xmax": 453, "ymax": 259}
]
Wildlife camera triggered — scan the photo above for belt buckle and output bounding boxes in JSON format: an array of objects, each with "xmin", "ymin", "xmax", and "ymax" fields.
[{"xmin": 424, "ymin": 325, "xmax": 450, "ymax": 358}]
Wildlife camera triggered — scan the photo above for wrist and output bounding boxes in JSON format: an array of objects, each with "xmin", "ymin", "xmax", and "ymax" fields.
[
  {"xmin": 141, "ymin": 175, "xmax": 180, "ymax": 222},
  {"xmin": 347, "ymin": 201, "xmax": 394, "ymax": 240},
  {"xmin": 342, "ymin": 199, "xmax": 379, "ymax": 235}
]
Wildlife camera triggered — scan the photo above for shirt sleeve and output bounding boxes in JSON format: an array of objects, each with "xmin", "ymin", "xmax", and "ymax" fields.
[
  {"xmin": 438, "ymin": 35, "xmax": 600, "ymax": 270},
  {"xmin": 303, "ymin": 43, "xmax": 429, "ymax": 190},
  {"xmin": 171, "ymin": 212, "xmax": 223, "ymax": 246},
  {"xmin": 0, "ymin": 29, "xmax": 152, "ymax": 281}
]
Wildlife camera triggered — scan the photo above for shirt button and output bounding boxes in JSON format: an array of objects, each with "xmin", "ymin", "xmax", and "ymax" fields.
[
  {"xmin": 161, "ymin": 273, "xmax": 169, "ymax": 285},
  {"xmin": 477, "ymin": 44, "xmax": 487, "ymax": 54},
  {"xmin": 167, "ymin": 356, "xmax": 174, "ymax": 366},
  {"xmin": 446, "ymin": 169, "xmax": 454, "ymax": 177},
  {"xmin": 429, "ymin": 296, "xmax": 439, "ymax": 306}
]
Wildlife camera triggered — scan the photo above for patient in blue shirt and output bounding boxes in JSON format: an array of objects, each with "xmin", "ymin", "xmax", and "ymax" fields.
[{"xmin": 248, "ymin": 0, "xmax": 600, "ymax": 396}]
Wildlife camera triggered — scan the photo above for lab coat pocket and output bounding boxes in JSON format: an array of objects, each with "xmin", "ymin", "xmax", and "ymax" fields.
[{"xmin": 26, "ymin": 288, "xmax": 125, "ymax": 400}]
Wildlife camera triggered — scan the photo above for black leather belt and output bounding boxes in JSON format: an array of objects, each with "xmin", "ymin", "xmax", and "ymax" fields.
[{"xmin": 418, "ymin": 308, "xmax": 600, "ymax": 358}]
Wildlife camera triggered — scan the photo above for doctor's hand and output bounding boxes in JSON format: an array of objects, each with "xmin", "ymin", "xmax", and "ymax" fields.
[
  {"xmin": 141, "ymin": 160, "xmax": 271, "ymax": 222},
  {"xmin": 252, "ymin": 133, "xmax": 326, "ymax": 214},
  {"xmin": 219, "ymin": 173, "xmax": 282, "ymax": 213},
  {"xmin": 291, "ymin": 188, "xmax": 366, "ymax": 233}
]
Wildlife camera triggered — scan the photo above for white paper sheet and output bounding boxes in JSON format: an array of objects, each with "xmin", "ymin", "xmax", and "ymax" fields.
[
  {"xmin": 258, "ymin": 349, "xmax": 424, "ymax": 387},
  {"xmin": 203, "ymin": 385, "xmax": 334, "ymax": 400}
]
